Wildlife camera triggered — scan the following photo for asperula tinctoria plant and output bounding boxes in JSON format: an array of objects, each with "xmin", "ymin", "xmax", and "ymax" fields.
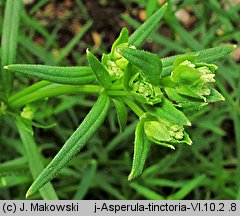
[{"xmin": 4, "ymin": 4, "xmax": 235, "ymax": 196}]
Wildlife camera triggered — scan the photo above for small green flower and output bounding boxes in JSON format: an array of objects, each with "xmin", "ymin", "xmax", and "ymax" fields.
[
  {"xmin": 21, "ymin": 105, "xmax": 35, "ymax": 120},
  {"xmin": 101, "ymin": 29, "xmax": 131, "ymax": 81}
]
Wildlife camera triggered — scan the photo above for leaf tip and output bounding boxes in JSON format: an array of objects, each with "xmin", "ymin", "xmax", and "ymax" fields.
[
  {"xmin": 3, "ymin": 65, "xmax": 9, "ymax": 70},
  {"xmin": 25, "ymin": 190, "xmax": 31, "ymax": 199},
  {"xmin": 163, "ymin": 2, "xmax": 168, "ymax": 7},
  {"xmin": 187, "ymin": 120, "xmax": 192, "ymax": 126},
  {"xmin": 128, "ymin": 173, "xmax": 134, "ymax": 181}
]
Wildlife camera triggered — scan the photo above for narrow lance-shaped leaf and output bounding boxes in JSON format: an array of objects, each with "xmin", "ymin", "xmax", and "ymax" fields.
[
  {"xmin": 205, "ymin": 87, "xmax": 225, "ymax": 103},
  {"xmin": 5, "ymin": 65, "xmax": 95, "ymax": 85},
  {"xmin": 87, "ymin": 50, "xmax": 112, "ymax": 88},
  {"xmin": 1, "ymin": 0, "xmax": 22, "ymax": 96},
  {"xmin": 118, "ymin": 48, "xmax": 162, "ymax": 86},
  {"xmin": 167, "ymin": 175, "xmax": 206, "ymax": 200},
  {"xmin": 16, "ymin": 117, "xmax": 58, "ymax": 200},
  {"xmin": 26, "ymin": 93, "xmax": 111, "ymax": 197},
  {"xmin": 112, "ymin": 98, "xmax": 128, "ymax": 132},
  {"xmin": 143, "ymin": 98, "xmax": 191, "ymax": 126},
  {"xmin": 130, "ymin": 182, "xmax": 164, "ymax": 200},
  {"xmin": 73, "ymin": 160, "xmax": 97, "ymax": 200},
  {"xmin": 161, "ymin": 45, "xmax": 236, "ymax": 77},
  {"xmin": 128, "ymin": 119, "xmax": 150, "ymax": 181},
  {"xmin": 129, "ymin": 3, "xmax": 168, "ymax": 48}
]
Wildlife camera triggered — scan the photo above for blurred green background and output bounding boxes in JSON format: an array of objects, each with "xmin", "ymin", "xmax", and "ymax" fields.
[{"xmin": 0, "ymin": 0, "xmax": 239, "ymax": 199}]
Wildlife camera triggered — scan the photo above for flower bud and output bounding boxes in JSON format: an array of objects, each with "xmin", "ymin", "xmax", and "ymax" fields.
[
  {"xmin": 128, "ymin": 70, "xmax": 163, "ymax": 105},
  {"xmin": 144, "ymin": 119, "xmax": 191, "ymax": 145},
  {"xmin": 21, "ymin": 105, "xmax": 34, "ymax": 120},
  {"xmin": 169, "ymin": 55, "xmax": 219, "ymax": 101},
  {"xmin": 106, "ymin": 60, "xmax": 123, "ymax": 78}
]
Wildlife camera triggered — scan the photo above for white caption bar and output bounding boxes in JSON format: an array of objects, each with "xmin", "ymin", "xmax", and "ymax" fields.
[{"xmin": 0, "ymin": 201, "xmax": 239, "ymax": 216}]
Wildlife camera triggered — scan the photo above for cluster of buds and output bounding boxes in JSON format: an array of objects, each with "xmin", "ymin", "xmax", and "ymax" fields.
[
  {"xmin": 126, "ymin": 65, "xmax": 163, "ymax": 105},
  {"xmin": 144, "ymin": 118, "xmax": 192, "ymax": 149},
  {"xmin": 89, "ymin": 28, "xmax": 224, "ymax": 150},
  {"xmin": 170, "ymin": 55, "xmax": 218, "ymax": 102},
  {"xmin": 101, "ymin": 28, "xmax": 129, "ymax": 81}
]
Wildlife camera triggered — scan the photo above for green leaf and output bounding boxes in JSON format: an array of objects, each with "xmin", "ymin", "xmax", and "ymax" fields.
[
  {"xmin": 87, "ymin": 50, "xmax": 112, "ymax": 88},
  {"xmin": 171, "ymin": 65, "xmax": 201, "ymax": 85},
  {"xmin": 179, "ymin": 102, "xmax": 207, "ymax": 114},
  {"xmin": 1, "ymin": 0, "xmax": 22, "ymax": 96},
  {"xmin": 130, "ymin": 182, "xmax": 164, "ymax": 200},
  {"xmin": 144, "ymin": 98, "xmax": 191, "ymax": 126},
  {"xmin": 73, "ymin": 160, "xmax": 97, "ymax": 200},
  {"xmin": 176, "ymin": 85, "xmax": 204, "ymax": 100},
  {"xmin": 129, "ymin": 3, "xmax": 168, "ymax": 48},
  {"xmin": 206, "ymin": 87, "xmax": 225, "ymax": 103},
  {"xmin": 167, "ymin": 175, "xmax": 206, "ymax": 200},
  {"xmin": 8, "ymin": 81, "xmax": 51, "ymax": 104},
  {"xmin": 0, "ymin": 175, "xmax": 32, "ymax": 189},
  {"xmin": 164, "ymin": 87, "xmax": 188, "ymax": 102},
  {"xmin": 118, "ymin": 48, "xmax": 162, "ymax": 85},
  {"xmin": 112, "ymin": 98, "xmax": 128, "ymax": 132},
  {"xmin": 26, "ymin": 93, "xmax": 110, "ymax": 197},
  {"xmin": 16, "ymin": 117, "xmax": 58, "ymax": 200},
  {"xmin": 5, "ymin": 64, "xmax": 95, "ymax": 85},
  {"xmin": 111, "ymin": 28, "xmax": 129, "ymax": 55},
  {"xmin": 128, "ymin": 119, "xmax": 150, "ymax": 181}
]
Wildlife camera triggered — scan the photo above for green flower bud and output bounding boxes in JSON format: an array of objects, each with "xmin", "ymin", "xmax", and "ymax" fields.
[
  {"xmin": 197, "ymin": 66, "xmax": 215, "ymax": 83},
  {"xmin": 170, "ymin": 55, "xmax": 218, "ymax": 101},
  {"xmin": 21, "ymin": 105, "xmax": 34, "ymax": 120},
  {"xmin": 106, "ymin": 60, "xmax": 123, "ymax": 78},
  {"xmin": 128, "ymin": 69, "xmax": 163, "ymax": 105},
  {"xmin": 144, "ymin": 118, "xmax": 191, "ymax": 146},
  {"xmin": 102, "ymin": 43, "xmax": 133, "ymax": 80}
]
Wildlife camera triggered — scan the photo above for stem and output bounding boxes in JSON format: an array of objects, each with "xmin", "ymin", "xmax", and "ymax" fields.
[
  {"xmin": 9, "ymin": 84, "xmax": 102, "ymax": 109},
  {"xmin": 123, "ymin": 97, "xmax": 144, "ymax": 117},
  {"xmin": 9, "ymin": 80, "xmax": 51, "ymax": 103},
  {"xmin": 106, "ymin": 90, "xmax": 126, "ymax": 96}
]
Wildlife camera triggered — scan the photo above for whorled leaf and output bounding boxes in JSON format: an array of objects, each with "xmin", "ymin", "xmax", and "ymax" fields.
[
  {"xmin": 143, "ymin": 98, "xmax": 191, "ymax": 126},
  {"xmin": 112, "ymin": 98, "xmax": 128, "ymax": 132},
  {"xmin": 118, "ymin": 48, "xmax": 162, "ymax": 86},
  {"xmin": 128, "ymin": 119, "xmax": 150, "ymax": 181},
  {"xmin": 87, "ymin": 50, "xmax": 112, "ymax": 88},
  {"xmin": 5, "ymin": 65, "xmax": 95, "ymax": 85}
]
